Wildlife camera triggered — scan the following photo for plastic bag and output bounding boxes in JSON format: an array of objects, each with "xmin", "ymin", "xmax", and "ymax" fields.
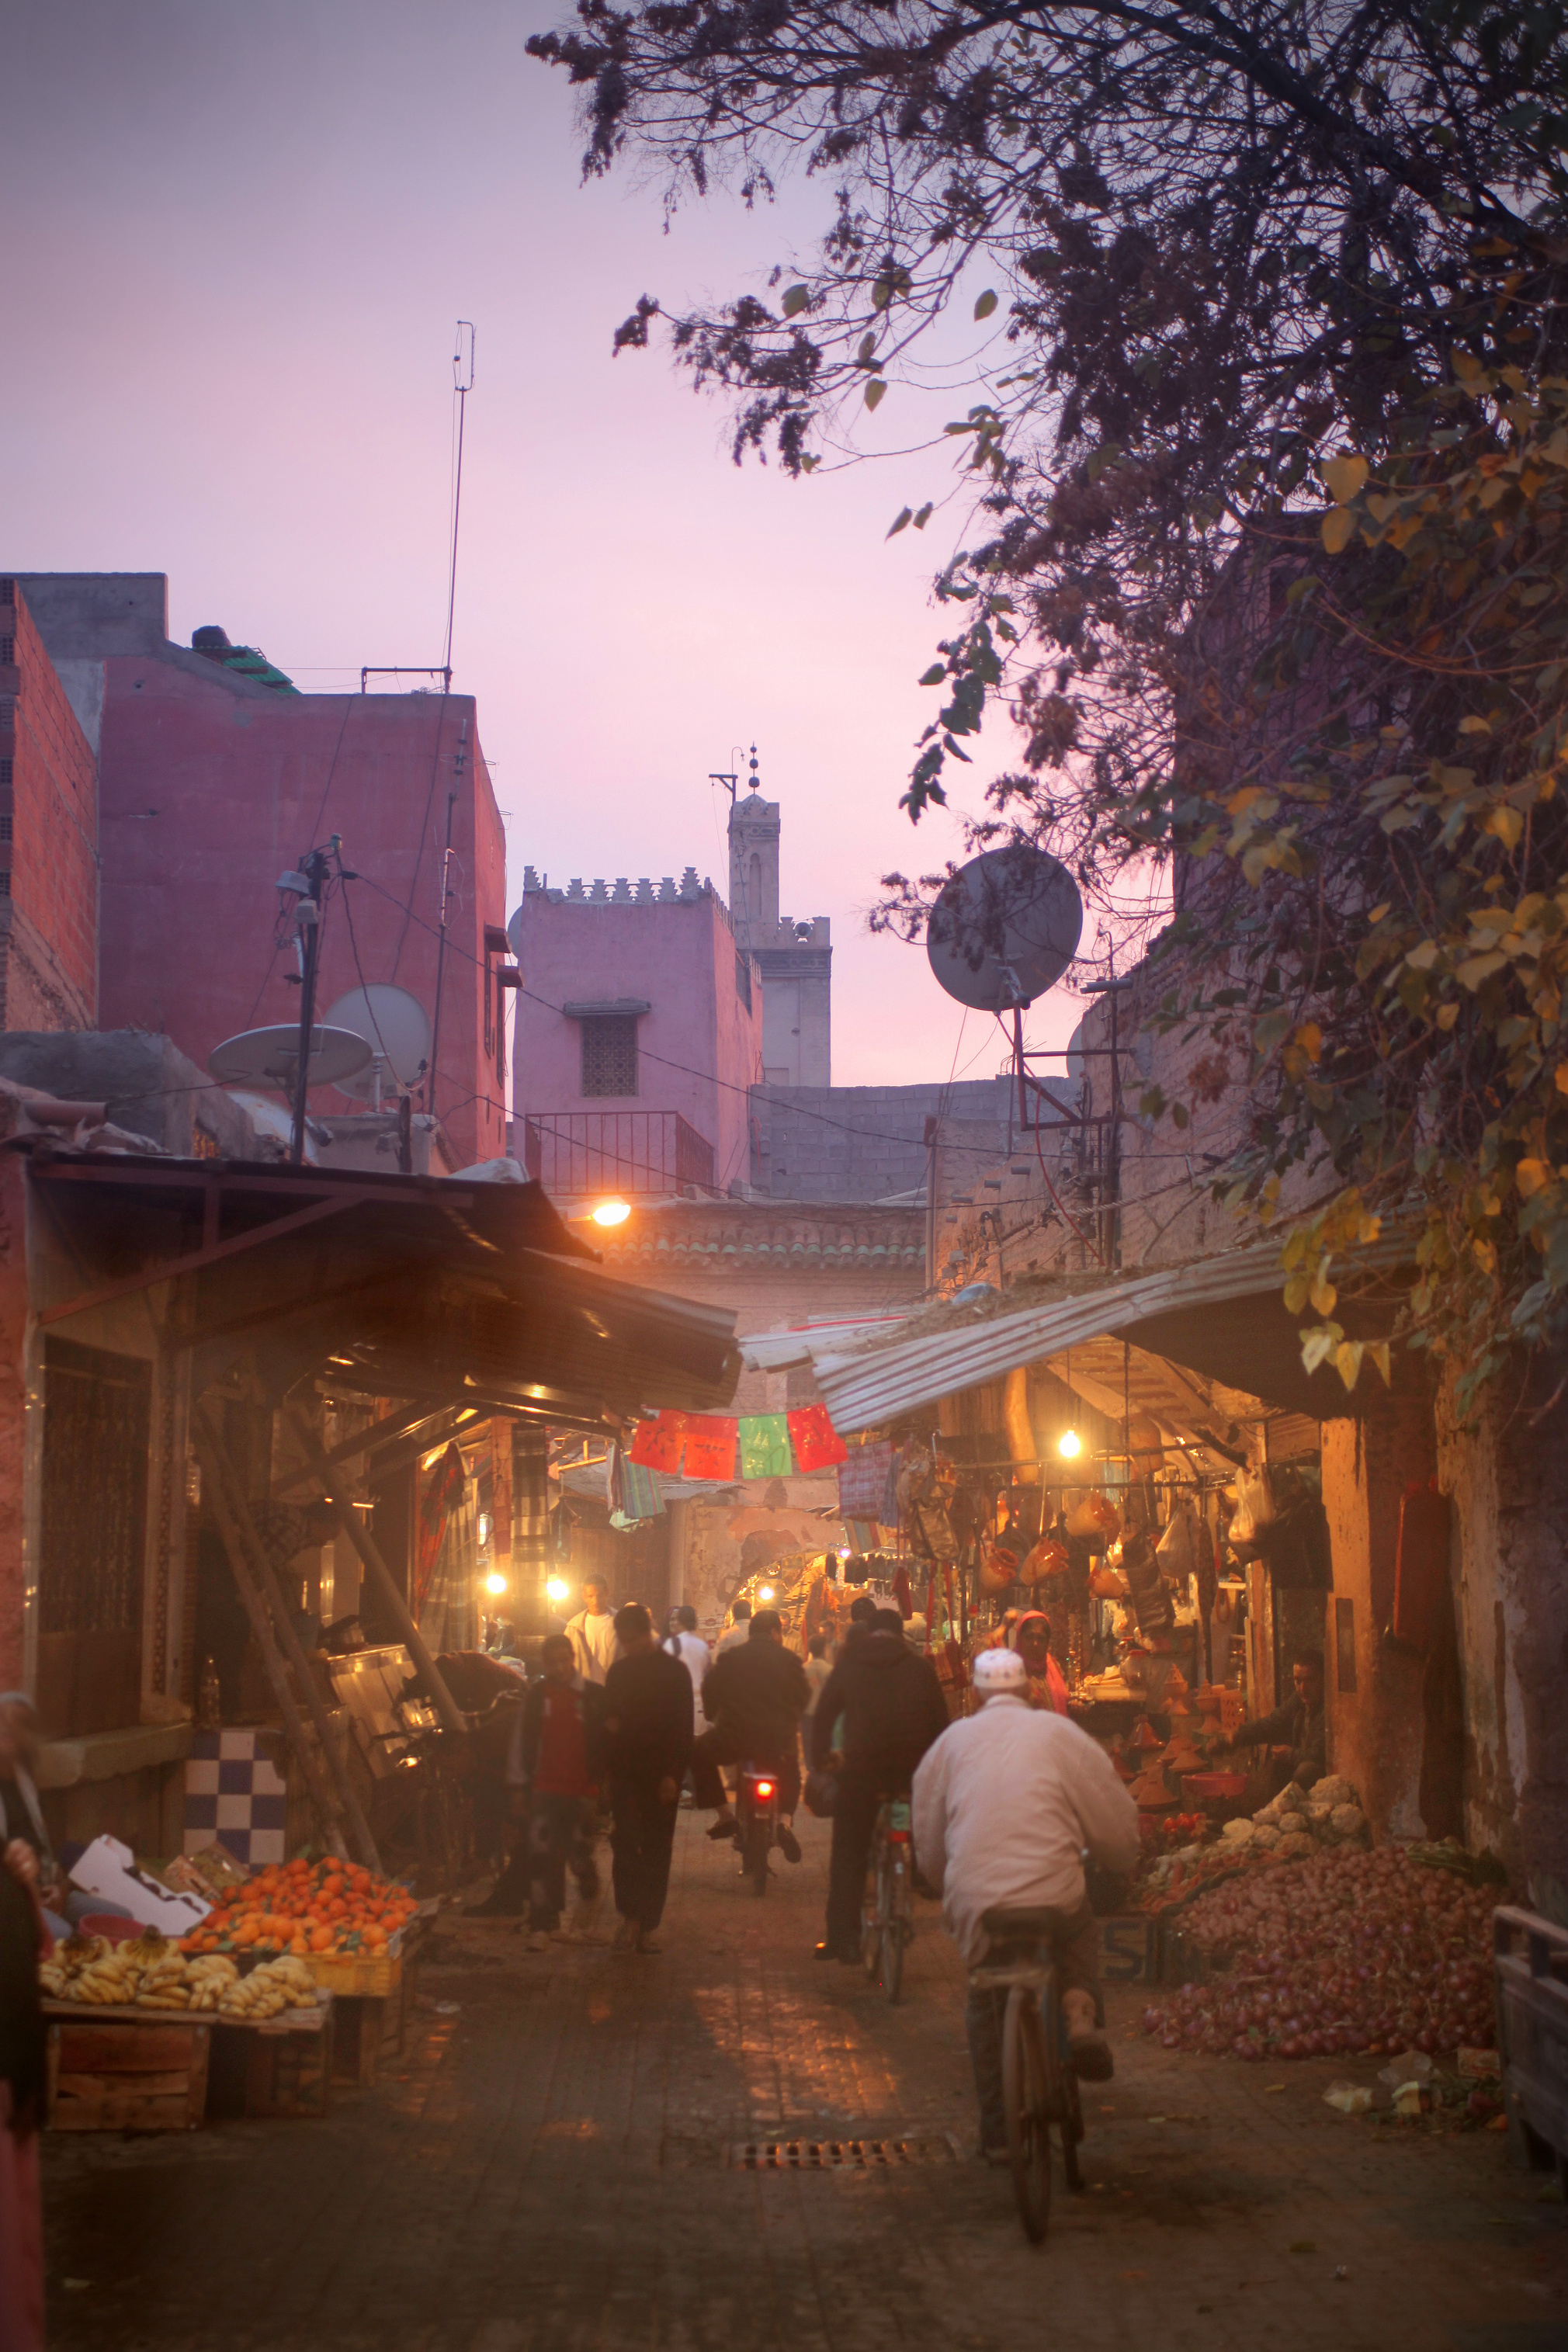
[
  {"xmin": 803, "ymin": 1768, "xmax": 838, "ymax": 1820},
  {"xmin": 1228, "ymin": 1467, "xmax": 1276, "ymax": 1556},
  {"xmin": 1065, "ymin": 1491, "xmax": 1122, "ymax": 1544},
  {"xmin": 1155, "ymin": 1504, "xmax": 1195, "ymax": 1577}
]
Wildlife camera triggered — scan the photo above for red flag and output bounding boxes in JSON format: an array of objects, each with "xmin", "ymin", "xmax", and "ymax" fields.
[
  {"xmin": 681, "ymin": 1415, "xmax": 738, "ymax": 1481},
  {"xmin": 628, "ymin": 1411, "xmax": 685, "ymax": 1473},
  {"xmin": 787, "ymin": 1403, "xmax": 848, "ymax": 1473}
]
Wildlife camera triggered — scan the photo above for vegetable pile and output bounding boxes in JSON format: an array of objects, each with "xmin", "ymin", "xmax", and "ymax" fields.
[
  {"xmin": 180, "ymin": 1856, "xmax": 415, "ymax": 1959},
  {"xmin": 1142, "ymin": 1843, "xmax": 1498, "ymax": 2061}
]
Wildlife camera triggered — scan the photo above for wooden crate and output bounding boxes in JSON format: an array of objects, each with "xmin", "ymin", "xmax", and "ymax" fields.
[
  {"xmin": 206, "ymin": 1999, "xmax": 334, "ymax": 2121},
  {"xmin": 331, "ymin": 1962, "xmax": 418, "ymax": 2088},
  {"xmin": 45, "ymin": 2007, "xmax": 211, "ymax": 2132}
]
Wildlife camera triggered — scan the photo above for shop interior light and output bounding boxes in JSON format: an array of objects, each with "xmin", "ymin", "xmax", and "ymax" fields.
[
  {"xmin": 546, "ymin": 1577, "xmax": 569, "ymax": 1603},
  {"xmin": 1057, "ymin": 1428, "xmax": 1082, "ymax": 1460},
  {"xmin": 590, "ymin": 1198, "xmax": 631, "ymax": 1228},
  {"xmin": 758, "ymin": 1584, "xmax": 776, "ymax": 1602},
  {"xmin": 484, "ymin": 1570, "xmax": 508, "ymax": 1596}
]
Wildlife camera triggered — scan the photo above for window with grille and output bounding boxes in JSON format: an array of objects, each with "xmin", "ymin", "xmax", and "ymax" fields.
[
  {"xmin": 40, "ymin": 1342, "xmax": 151, "ymax": 1639},
  {"xmin": 0, "ymin": 639, "xmax": 13, "ymax": 667},
  {"xmin": 0, "ymin": 761, "xmax": 10, "ymax": 789},
  {"xmin": 0, "ymin": 581, "xmax": 12, "ymax": 607},
  {"xmin": 581, "ymin": 1015, "xmax": 638, "ymax": 1098}
]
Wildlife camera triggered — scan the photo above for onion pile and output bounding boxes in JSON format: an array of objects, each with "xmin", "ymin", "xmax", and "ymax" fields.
[{"xmin": 1141, "ymin": 1844, "xmax": 1497, "ymax": 2061}]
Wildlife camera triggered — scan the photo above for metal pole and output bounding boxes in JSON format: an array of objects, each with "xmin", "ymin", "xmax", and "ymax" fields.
[{"xmin": 289, "ymin": 845, "xmax": 328, "ymax": 1166}]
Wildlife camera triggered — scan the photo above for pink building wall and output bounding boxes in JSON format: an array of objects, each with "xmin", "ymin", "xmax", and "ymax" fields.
[
  {"xmin": 509, "ymin": 878, "xmax": 762, "ymax": 1195},
  {"xmin": 16, "ymin": 576, "xmax": 507, "ymax": 1171}
]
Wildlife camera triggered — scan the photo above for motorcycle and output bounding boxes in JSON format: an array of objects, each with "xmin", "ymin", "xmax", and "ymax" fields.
[{"xmin": 735, "ymin": 1762, "xmax": 780, "ymax": 1896}]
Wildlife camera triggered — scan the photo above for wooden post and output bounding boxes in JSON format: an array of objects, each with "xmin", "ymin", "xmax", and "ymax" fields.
[
  {"xmin": 193, "ymin": 1406, "xmax": 383, "ymax": 1872},
  {"xmin": 192, "ymin": 1417, "xmax": 349, "ymax": 1862},
  {"xmin": 284, "ymin": 1407, "xmax": 468, "ymax": 1740}
]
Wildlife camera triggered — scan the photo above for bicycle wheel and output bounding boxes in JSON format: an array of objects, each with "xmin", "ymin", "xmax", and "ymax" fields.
[
  {"xmin": 1001, "ymin": 1986, "xmax": 1052, "ymax": 2243},
  {"xmin": 862, "ymin": 1828, "xmax": 885, "ymax": 1979},
  {"xmin": 745, "ymin": 1820, "xmax": 769, "ymax": 1895},
  {"xmin": 880, "ymin": 1854, "xmax": 906, "ymax": 2005}
]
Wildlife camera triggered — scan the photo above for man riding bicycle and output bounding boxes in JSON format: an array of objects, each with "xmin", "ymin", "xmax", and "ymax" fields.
[
  {"xmin": 810, "ymin": 1606, "xmax": 950, "ymax": 1964},
  {"xmin": 693, "ymin": 1610, "xmax": 810, "ymax": 1862},
  {"xmin": 912, "ymin": 1647, "xmax": 1140, "ymax": 2156}
]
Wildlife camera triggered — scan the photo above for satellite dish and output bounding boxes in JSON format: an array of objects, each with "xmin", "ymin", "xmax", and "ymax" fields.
[
  {"xmin": 322, "ymin": 985, "xmax": 432, "ymax": 1104},
  {"xmin": 208, "ymin": 1025, "xmax": 372, "ymax": 1093},
  {"xmin": 925, "ymin": 845, "xmax": 1083, "ymax": 1011}
]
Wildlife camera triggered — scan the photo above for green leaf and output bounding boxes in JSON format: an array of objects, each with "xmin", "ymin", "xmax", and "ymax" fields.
[
  {"xmin": 913, "ymin": 502, "xmax": 934, "ymax": 529},
  {"xmin": 887, "ymin": 508, "xmax": 913, "ymax": 538},
  {"xmin": 918, "ymin": 664, "xmax": 947, "ymax": 686},
  {"xmin": 781, "ymin": 285, "xmax": 810, "ymax": 318},
  {"xmin": 865, "ymin": 380, "xmax": 888, "ymax": 410},
  {"xmin": 974, "ymin": 289, "xmax": 999, "ymax": 321}
]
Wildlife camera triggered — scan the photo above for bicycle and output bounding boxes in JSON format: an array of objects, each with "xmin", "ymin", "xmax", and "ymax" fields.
[
  {"xmin": 970, "ymin": 1905, "xmax": 1086, "ymax": 2243},
  {"xmin": 860, "ymin": 1795, "xmax": 915, "ymax": 2003}
]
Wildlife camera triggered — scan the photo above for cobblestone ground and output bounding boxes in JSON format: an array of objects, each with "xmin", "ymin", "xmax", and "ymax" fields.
[{"xmin": 43, "ymin": 1813, "xmax": 1567, "ymax": 2352}]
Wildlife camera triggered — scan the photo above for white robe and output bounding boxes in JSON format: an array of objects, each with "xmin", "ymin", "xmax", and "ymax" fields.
[{"xmin": 911, "ymin": 1695, "xmax": 1141, "ymax": 1965}]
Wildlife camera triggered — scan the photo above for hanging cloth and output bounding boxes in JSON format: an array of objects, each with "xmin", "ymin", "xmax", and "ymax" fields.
[
  {"xmin": 737, "ymin": 1414, "xmax": 792, "ymax": 1481},
  {"xmin": 682, "ymin": 1416, "xmax": 739, "ymax": 1483},
  {"xmin": 788, "ymin": 1403, "xmax": 848, "ymax": 1473}
]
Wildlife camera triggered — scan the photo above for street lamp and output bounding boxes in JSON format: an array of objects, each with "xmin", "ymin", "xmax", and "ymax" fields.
[{"xmin": 591, "ymin": 1199, "xmax": 631, "ymax": 1227}]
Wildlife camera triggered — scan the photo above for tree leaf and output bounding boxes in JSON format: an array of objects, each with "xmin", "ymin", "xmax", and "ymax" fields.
[
  {"xmin": 781, "ymin": 285, "xmax": 810, "ymax": 317},
  {"xmin": 1323, "ymin": 454, "xmax": 1369, "ymax": 504},
  {"xmin": 974, "ymin": 289, "xmax": 999, "ymax": 321},
  {"xmin": 887, "ymin": 507, "xmax": 913, "ymax": 537},
  {"xmin": 1320, "ymin": 507, "xmax": 1358, "ymax": 554},
  {"xmin": 865, "ymin": 380, "xmax": 888, "ymax": 410}
]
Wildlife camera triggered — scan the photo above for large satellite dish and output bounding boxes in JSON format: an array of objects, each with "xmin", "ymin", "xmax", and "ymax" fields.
[
  {"xmin": 208, "ymin": 1025, "xmax": 373, "ymax": 1092},
  {"xmin": 323, "ymin": 985, "xmax": 432, "ymax": 1105},
  {"xmin": 926, "ymin": 845, "xmax": 1083, "ymax": 1011}
]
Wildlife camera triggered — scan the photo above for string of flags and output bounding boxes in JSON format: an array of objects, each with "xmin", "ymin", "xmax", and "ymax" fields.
[{"xmin": 627, "ymin": 1403, "xmax": 848, "ymax": 1483}]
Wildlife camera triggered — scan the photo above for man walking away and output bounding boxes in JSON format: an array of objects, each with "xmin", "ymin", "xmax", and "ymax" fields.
[
  {"xmin": 693, "ymin": 1611, "xmax": 810, "ymax": 1860},
  {"xmin": 913, "ymin": 1648, "xmax": 1140, "ymax": 2159},
  {"xmin": 713, "ymin": 1597, "xmax": 752, "ymax": 1656},
  {"xmin": 810, "ymin": 1608, "xmax": 949, "ymax": 1963},
  {"xmin": 664, "ymin": 1603, "xmax": 711, "ymax": 1738},
  {"xmin": 602, "ymin": 1604, "xmax": 694, "ymax": 1952},
  {"xmin": 565, "ymin": 1576, "xmax": 619, "ymax": 1686},
  {"xmin": 470, "ymin": 1636, "xmax": 604, "ymax": 1934}
]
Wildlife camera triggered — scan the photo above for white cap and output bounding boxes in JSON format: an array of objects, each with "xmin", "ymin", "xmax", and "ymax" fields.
[{"xmin": 972, "ymin": 1648, "xmax": 1028, "ymax": 1695}]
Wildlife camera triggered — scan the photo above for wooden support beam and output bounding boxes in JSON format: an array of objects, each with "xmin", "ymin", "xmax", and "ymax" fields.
[
  {"xmin": 284, "ymin": 1407, "xmax": 469, "ymax": 1741},
  {"xmin": 193, "ymin": 1404, "xmax": 383, "ymax": 1872}
]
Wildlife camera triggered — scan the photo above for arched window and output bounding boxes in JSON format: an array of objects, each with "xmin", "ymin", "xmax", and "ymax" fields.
[{"xmin": 748, "ymin": 852, "xmax": 762, "ymax": 917}]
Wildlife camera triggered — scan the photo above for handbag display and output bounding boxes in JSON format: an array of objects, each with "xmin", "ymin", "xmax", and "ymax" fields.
[{"xmin": 1064, "ymin": 1491, "xmax": 1122, "ymax": 1545}]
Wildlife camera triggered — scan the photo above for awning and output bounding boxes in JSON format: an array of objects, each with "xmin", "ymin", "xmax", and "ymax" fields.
[
  {"xmin": 805, "ymin": 1241, "xmax": 1407, "ymax": 1434},
  {"xmin": 25, "ymin": 1147, "xmax": 741, "ymax": 1431}
]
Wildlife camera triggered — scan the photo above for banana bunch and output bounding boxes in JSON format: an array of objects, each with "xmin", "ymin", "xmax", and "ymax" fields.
[
  {"xmin": 45, "ymin": 1938, "xmax": 153, "ymax": 2007},
  {"xmin": 216, "ymin": 1955, "xmax": 318, "ymax": 2021},
  {"xmin": 185, "ymin": 1955, "xmax": 240, "ymax": 2013}
]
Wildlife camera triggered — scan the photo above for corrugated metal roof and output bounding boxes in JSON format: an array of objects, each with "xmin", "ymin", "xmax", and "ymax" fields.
[{"xmin": 809, "ymin": 1244, "xmax": 1334, "ymax": 1433}]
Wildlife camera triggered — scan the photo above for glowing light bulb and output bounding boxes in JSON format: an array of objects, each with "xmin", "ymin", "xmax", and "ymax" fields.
[
  {"xmin": 546, "ymin": 1577, "xmax": 569, "ymax": 1603},
  {"xmin": 1058, "ymin": 1428, "xmax": 1082, "ymax": 1460},
  {"xmin": 591, "ymin": 1199, "xmax": 631, "ymax": 1228},
  {"xmin": 484, "ymin": 1570, "xmax": 508, "ymax": 1597},
  {"xmin": 758, "ymin": 1585, "xmax": 776, "ymax": 1602}
]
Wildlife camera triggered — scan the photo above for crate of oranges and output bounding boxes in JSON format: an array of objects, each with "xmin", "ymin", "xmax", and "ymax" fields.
[{"xmin": 179, "ymin": 1858, "xmax": 419, "ymax": 1999}]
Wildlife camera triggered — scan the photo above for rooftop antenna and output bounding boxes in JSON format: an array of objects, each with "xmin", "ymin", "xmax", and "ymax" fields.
[{"xmin": 442, "ymin": 321, "xmax": 476, "ymax": 692}]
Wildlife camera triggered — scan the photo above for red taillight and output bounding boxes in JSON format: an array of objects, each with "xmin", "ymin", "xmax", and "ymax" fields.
[
  {"xmin": 889, "ymin": 1827, "xmax": 911, "ymax": 1843},
  {"xmin": 753, "ymin": 1781, "xmax": 775, "ymax": 1799}
]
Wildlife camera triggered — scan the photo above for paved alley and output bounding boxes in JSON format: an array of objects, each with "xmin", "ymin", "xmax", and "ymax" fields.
[{"xmin": 41, "ymin": 1815, "xmax": 1567, "ymax": 2352}]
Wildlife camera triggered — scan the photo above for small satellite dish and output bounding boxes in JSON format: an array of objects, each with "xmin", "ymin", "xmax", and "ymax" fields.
[
  {"xmin": 926, "ymin": 845, "xmax": 1083, "ymax": 1011},
  {"xmin": 208, "ymin": 1025, "xmax": 372, "ymax": 1093},
  {"xmin": 322, "ymin": 985, "xmax": 432, "ymax": 1105}
]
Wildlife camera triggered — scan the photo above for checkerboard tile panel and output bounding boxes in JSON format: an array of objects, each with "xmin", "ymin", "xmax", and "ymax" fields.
[{"xmin": 184, "ymin": 1729, "xmax": 288, "ymax": 1865}]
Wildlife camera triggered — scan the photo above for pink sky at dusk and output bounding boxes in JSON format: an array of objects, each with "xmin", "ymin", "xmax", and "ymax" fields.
[{"xmin": 1, "ymin": 0, "xmax": 1091, "ymax": 1089}]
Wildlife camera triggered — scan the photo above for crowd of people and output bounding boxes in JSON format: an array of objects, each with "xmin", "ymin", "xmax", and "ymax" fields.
[{"xmin": 471, "ymin": 1577, "xmax": 1141, "ymax": 2154}]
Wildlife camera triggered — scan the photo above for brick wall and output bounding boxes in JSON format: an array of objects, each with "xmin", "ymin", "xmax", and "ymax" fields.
[
  {"xmin": 753, "ymin": 1077, "xmax": 1013, "ymax": 1204},
  {"xmin": 0, "ymin": 580, "xmax": 98, "ymax": 1031}
]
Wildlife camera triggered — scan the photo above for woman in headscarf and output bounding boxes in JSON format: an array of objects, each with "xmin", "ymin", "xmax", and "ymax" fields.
[
  {"xmin": 1009, "ymin": 1610, "xmax": 1071, "ymax": 1715},
  {"xmin": 0, "ymin": 1698, "xmax": 49, "ymax": 2352}
]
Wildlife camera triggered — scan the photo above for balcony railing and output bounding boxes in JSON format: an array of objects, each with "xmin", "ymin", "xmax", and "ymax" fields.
[{"xmin": 522, "ymin": 1109, "xmax": 716, "ymax": 1197}]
